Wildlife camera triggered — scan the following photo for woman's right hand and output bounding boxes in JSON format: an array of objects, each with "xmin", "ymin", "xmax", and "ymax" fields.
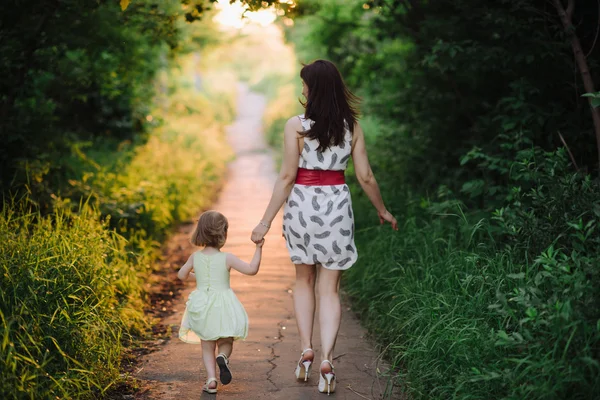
[
  {"xmin": 378, "ymin": 209, "xmax": 398, "ymax": 231},
  {"xmin": 251, "ymin": 222, "xmax": 269, "ymax": 244}
]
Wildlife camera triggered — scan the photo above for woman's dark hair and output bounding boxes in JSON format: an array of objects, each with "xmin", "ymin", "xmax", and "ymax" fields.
[{"xmin": 299, "ymin": 60, "xmax": 360, "ymax": 152}]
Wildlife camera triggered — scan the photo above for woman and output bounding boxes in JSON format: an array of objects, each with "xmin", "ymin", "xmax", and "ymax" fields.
[{"xmin": 251, "ymin": 59, "xmax": 397, "ymax": 395}]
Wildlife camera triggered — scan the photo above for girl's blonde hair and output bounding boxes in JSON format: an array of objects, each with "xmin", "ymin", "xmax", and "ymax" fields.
[{"xmin": 191, "ymin": 210, "xmax": 228, "ymax": 248}]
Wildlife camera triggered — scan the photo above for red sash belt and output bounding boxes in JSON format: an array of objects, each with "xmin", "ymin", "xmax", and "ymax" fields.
[{"xmin": 295, "ymin": 168, "xmax": 345, "ymax": 186}]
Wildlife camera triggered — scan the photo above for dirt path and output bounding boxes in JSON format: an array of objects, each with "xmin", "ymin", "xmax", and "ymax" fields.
[{"xmin": 135, "ymin": 84, "xmax": 399, "ymax": 400}]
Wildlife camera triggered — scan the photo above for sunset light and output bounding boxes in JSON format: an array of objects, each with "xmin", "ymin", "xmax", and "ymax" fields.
[{"xmin": 213, "ymin": 0, "xmax": 278, "ymax": 29}]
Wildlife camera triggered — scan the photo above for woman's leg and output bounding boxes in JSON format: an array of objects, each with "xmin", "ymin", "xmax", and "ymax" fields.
[
  {"xmin": 294, "ymin": 264, "xmax": 317, "ymax": 359},
  {"xmin": 216, "ymin": 337, "xmax": 234, "ymax": 358},
  {"xmin": 201, "ymin": 340, "xmax": 218, "ymax": 388},
  {"xmin": 317, "ymin": 266, "xmax": 343, "ymax": 369}
]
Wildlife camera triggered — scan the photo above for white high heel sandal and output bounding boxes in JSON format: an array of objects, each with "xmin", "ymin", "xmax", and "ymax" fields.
[
  {"xmin": 318, "ymin": 360, "xmax": 336, "ymax": 395},
  {"xmin": 294, "ymin": 348, "xmax": 314, "ymax": 381}
]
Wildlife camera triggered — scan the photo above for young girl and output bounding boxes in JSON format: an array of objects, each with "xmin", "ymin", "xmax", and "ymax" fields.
[{"xmin": 177, "ymin": 210, "xmax": 264, "ymax": 394}]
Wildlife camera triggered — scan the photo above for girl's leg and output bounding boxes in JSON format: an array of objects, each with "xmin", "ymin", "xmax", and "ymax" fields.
[
  {"xmin": 317, "ymin": 266, "xmax": 343, "ymax": 369},
  {"xmin": 201, "ymin": 340, "xmax": 218, "ymax": 389},
  {"xmin": 216, "ymin": 337, "xmax": 234, "ymax": 358},
  {"xmin": 216, "ymin": 337, "xmax": 234, "ymax": 385},
  {"xmin": 294, "ymin": 264, "xmax": 317, "ymax": 360}
]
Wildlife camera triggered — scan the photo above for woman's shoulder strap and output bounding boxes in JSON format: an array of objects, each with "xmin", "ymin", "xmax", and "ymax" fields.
[{"xmin": 297, "ymin": 114, "xmax": 311, "ymax": 131}]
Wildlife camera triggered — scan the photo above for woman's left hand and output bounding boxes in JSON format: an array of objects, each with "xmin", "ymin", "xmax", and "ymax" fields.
[{"xmin": 251, "ymin": 222, "xmax": 269, "ymax": 243}]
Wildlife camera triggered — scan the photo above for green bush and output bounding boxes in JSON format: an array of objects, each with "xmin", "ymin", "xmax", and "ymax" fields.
[
  {"xmin": 63, "ymin": 94, "xmax": 232, "ymax": 242},
  {"xmin": 345, "ymin": 151, "xmax": 600, "ymax": 398},
  {"xmin": 0, "ymin": 0, "xmax": 244, "ymax": 397},
  {"xmin": 280, "ymin": 0, "xmax": 600, "ymax": 398},
  {"xmin": 0, "ymin": 0, "xmax": 187, "ymax": 193},
  {"xmin": 0, "ymin": 49, "xmax": 234, "ymax": 398}
]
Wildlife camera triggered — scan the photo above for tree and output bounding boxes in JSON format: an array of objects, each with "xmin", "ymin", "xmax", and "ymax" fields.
[{"xmin": 552, "ymin": 0, "xmax": 600, "ymax": 171}]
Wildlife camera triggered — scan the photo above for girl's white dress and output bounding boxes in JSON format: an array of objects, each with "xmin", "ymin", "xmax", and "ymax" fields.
[{"xmin": 179, "ymin": 252, "xmax": 248, "ymax": 343}]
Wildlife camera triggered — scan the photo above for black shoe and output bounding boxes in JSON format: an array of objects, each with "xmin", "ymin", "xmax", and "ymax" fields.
[{"xmin": 216, "ymin": 353, "xmax": 232, "ymax": 385}]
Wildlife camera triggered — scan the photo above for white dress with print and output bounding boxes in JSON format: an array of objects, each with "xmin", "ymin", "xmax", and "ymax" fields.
[{"xmin": 282, "ymin": 115, "xmax": 357, "ymax": 270}]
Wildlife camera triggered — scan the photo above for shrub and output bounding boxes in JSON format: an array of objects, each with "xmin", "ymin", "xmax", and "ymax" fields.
[
  {"xmin": 344, "ymin": 150, "xmax": 600, "ymax": 399},
  {"xmin": 0, "ymin": 52, "xmax": 233, "ymax": 398}
]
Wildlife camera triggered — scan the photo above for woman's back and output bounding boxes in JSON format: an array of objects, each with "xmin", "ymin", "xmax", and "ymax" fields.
[
  {"xmin": 298, "ymin": 115, "xmax": 352, "ymax": 171},
  {"xmin": 283, "ymin": 115, "xmax": 357, "ymax": 270}
]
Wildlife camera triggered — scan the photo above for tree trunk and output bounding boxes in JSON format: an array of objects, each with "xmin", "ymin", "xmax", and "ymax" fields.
[{"xmin": 553, "ymin": 0, "xmax": 600, "ymax": 172}]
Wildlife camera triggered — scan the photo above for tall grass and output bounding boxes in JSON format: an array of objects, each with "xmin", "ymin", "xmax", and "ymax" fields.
[
  {"xmin": 344, "ymin": 187, "xmax": 600, "ymax": 399},
  {"xmin": 261, "ymin": 90, "xmax": 600, "ymax": 399},
  {"xmin": 0, "ymin": 52, "xmax": 234, "ymax": 398},
  {"xmin": 0, "ymin": 205, "xmax": 141, "ymax": 399}
]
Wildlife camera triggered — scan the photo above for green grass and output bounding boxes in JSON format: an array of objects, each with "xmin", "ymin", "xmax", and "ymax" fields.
[
  {"xmin": 260, "ymin": 104, "xmax": 600, "ymax": 398},
  {"xmin": 345, "ymin": 197, "xmax": 600, "ymax": 399},
  {"xmin": 0, "ymin": 53, "xmax": 234, "ymax": 399},
  {"xmin": 0, "ymin": 204, "xmax": 141, "ymax": 399}
]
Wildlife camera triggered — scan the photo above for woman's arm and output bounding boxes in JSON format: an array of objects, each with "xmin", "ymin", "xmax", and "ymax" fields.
[
  {"xmin": 251, "ymin": 117, "xmax": 302, "ymax": 242},
  {"xmin": 177, "ymin": 254, "xmax": 195, "ymax": 281},
  {"xmin": 351, "ymin": 123, "xmax": 398, "ymax": 230},
  {"xmin": 226, "ymin": 240, "xmax": 265, "ymax": 276}
]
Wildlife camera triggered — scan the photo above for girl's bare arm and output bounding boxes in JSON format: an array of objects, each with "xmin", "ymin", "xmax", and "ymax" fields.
[
  {"xmin": 226, "ymin": 241, "xmax": 265, "ymax": 276},
  {"xmin": 177, "ymin": 254, "xmax": 195, "ymax": 280}
]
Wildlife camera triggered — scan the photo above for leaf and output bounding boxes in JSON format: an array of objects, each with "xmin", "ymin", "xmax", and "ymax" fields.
[
  {"xmin": 502, "ymin": 121, "xmax": 517, "ymax": 131},
  {"xmin": 460, "ymin": 179, "xmax": 485, "ymax": 197},
  {"xmin": 507, "ymin": 272, "xmax": 525, "ymax": 279},
  {"xmin": 512, "ymin": 332, "xmax": 524, "ymax": 342},
  {"xmin": 120, "ymin": 0, "xmax": 130, "ymax": 11},
  {"xmin": 580, "ymin": 356, "xmax": 600, "ymax": 368},
  {"xmin": 525, "ymin": 307, "xmax": 537, "ymax": 319},
  {"xmin": 582, "ymin": 92, "xmax": 600, "ymax": 107}
]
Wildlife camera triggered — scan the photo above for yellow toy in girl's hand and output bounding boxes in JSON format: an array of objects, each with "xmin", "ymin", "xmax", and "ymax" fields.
[{"xmin": 177, "ymin": 210, "xmax": 263, "ymax": 394}]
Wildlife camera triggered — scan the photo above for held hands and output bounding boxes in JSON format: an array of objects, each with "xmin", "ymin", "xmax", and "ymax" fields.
[
  {"xmin": 378, "ymin": 209, "xmax": 398, "ymax": 231},
  {"xmin": 255, "ymin": 238, "xmax": 266, "ymax": 248},
  {"xmin": 251, "ymin": 221, "xmax": 269, "ymax": 244}
]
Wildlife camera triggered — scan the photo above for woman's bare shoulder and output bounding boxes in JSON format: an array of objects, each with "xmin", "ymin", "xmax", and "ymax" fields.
[
  {"xmin": 286, "ymin": 115, "xmax": 304, "ymax": 128},
  {"xmin": 351, "ymin": 121, "xmax": 365, "ymax": 142},
  {"xmin": 285, "ymin": 115, "xmax": 304, "ymax": 137}
]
